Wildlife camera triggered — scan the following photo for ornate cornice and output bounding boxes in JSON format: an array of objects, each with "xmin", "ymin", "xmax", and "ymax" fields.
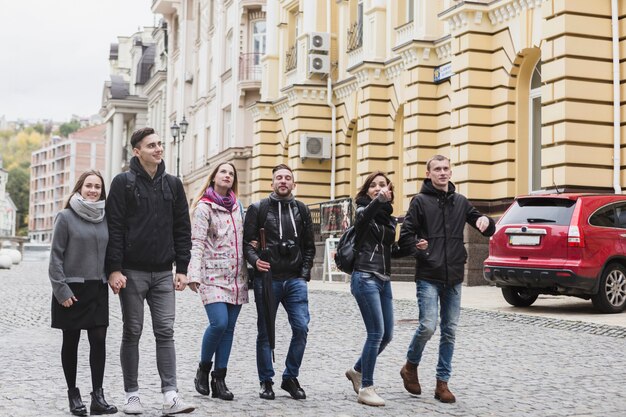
[{"xmin": 440, "ymin": 0, "xmax": 548, "ymax": 31}]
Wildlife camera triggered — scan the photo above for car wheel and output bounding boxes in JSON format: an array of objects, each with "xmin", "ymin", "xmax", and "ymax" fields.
[
  {"xmin": 591, "ymin": 263, "xmax": 626, "ymax": 313},
  {"xmin": 501, "ymin": 287, "xmax": 539, "ymax": 307}
]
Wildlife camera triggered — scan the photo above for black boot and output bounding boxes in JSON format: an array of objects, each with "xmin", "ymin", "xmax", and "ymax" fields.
[
  {"xmin": 259, "ymin": 380, "xmax": 275, "ymax": 400},
  {"xmin": 90, "ymin": 388, "xmax": 117, "ymax": 415},
  {"xmin": 67, "ymin": 387, "xmax": 87, "ymax": 416},
  {"xmin": 194, "ymin": 361, "xmax": 212, "ymax": 396},
  {"xmin": 210, "ymin": 368, "xmax": 234, "ymax": 401}
]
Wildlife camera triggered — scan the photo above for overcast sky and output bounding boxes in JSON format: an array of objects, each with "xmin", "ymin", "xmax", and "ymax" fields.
[{"xmin": 0, "ymin": 0, "xmax": 157, "ymax": 122}]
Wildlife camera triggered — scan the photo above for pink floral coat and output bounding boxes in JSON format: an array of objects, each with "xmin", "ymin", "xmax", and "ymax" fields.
[{"xmin": 188, "ymin": 200, "xmax": 249, "ymax": 305}]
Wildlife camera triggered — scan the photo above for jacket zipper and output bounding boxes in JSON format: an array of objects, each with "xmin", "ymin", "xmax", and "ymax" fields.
[
  {"xmin": 382, "ymin": 225, "xmax": 386, "ymax": 276},
  {"xmin": 442, "ymin": 197, "xmax": 449, "ymax": 285},
  {"xmin": 231, "ymin": 210, "xmax": 240, "ymax": 302}
]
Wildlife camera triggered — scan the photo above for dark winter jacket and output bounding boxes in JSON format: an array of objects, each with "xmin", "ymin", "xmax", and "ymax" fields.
[
  {"xmin": 243, "ymin": 195, "xmax": 316, "ymax": 281},
  {"xmin": 353, "ymin": 196, "xmax": 399, "ymax": 279},
  {"xmin": 105, "ymin": 157, "xmax": 191, "ymax": 275},
  {"xmin": 398, "ymin": 179, "xmax": 495, "ymax": 285}
]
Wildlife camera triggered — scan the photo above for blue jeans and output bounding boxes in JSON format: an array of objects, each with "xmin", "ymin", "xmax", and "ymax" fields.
[
  {"xmin": 118, "ymin": 269, "xmax": 177, "ymax": 393},
  {"xmin": 201, "ymin": 302, "xmax": 242, "ymax": 369},
  {"xmin": 406, "ymin": 280, "xmax": 462, "ymax": 382},
  {"xmin": 350, "ymin": 271, "xmax": 394, "ymax": 388},
  {"xmin": 254, "ymin": 277, "xmax": 310, "ymax": 382}
]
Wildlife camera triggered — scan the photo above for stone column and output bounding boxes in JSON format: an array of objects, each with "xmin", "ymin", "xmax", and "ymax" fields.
[
  {"xmin": 111, "ymin": 112, "xmax": 125, "ymax": 179},
  {"xmin": 104, "ymin": 119, "xmax": 113, "ymax": 187}
]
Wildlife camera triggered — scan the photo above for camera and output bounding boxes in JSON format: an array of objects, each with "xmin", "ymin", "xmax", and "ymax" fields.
[{"xmin": 278, "ymin": 239, "xmax": 298, "ymax": 257}]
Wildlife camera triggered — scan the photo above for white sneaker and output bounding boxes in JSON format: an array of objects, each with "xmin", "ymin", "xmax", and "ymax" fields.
[
  {"xmin": 345, "ymin": 367, "xmax": 362, "ymax": 394},
  {"xmin": 122, "ymin": 396, "xmax": 143, "ymax": 415},
  {"xmin": 358, "ymin": 386, "xmax": 385, "ymax": 407},
  {"xmin": 162, "ymin": 395, "xmax": 195, "ymax": 415}
]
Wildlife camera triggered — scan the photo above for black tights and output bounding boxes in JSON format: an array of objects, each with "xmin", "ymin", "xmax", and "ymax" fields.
[{"xmin": 61, "ymin": 326, "xmax": 107, "ymax": 390}]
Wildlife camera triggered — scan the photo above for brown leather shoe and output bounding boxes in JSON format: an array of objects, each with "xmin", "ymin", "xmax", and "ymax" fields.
[
  {"xmin": 400, "ymin": 361, "xmax": 421, "ymax": 395},
  {"xmin": 434, "ymin": 379, "xmax": 456, "ymax": 403}
]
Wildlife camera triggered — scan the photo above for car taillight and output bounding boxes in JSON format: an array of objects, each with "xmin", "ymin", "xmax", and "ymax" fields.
[{"xmin": 567, "ymin": 225, "xmax": 584, "ymax": 247}]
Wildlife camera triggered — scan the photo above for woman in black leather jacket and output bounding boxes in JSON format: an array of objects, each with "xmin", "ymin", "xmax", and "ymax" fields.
[{"xmin": 344, "ymin": 171, "xmax": 399, "ymax": 407}]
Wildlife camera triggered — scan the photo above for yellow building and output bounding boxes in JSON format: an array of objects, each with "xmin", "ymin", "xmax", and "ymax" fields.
[{"xmin": 251, "ymin": 0, "xmax": 626, "ymax": 212}]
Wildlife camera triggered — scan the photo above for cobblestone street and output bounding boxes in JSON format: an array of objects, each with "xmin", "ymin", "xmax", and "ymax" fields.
[{"xmin": 1, "ymin": 261, "xmax": 625, "ymax": 417}]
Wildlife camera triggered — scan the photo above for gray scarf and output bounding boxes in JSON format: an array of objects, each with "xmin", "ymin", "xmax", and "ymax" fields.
[{"xmin": 69, "ymin": 193, "xmax": 105, "ymax": 223}]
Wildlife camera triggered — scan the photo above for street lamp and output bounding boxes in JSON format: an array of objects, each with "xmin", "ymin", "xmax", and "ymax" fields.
[
  {"xmin": 170, "ymin": 120, "xmax": 180, "ymax": 177},
  {"xmin": 171, "ymin": 116, "xmax": 189, "ymax": 178}
]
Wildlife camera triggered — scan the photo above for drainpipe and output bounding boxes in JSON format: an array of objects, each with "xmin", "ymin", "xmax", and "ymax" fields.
[
  {"xmin": 612, "ymin": 0, "xmax": 621, "ymax": 194},
  {"xmin": 327, "ymin": 0, "xmax": 337, "ymax": 200}
]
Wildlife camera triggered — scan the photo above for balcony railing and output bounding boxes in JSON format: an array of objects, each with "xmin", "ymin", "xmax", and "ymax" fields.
[
  {"xmin": 239, "ymin": 53, "xmax": 262, "ymax": 81},
  {"xmin": 347, "ymin": 21, "xmax": 363, "ymax": 53},
  {"xmin": 285, "ymin": 43, "xmax": 297, "ymax": 72}
]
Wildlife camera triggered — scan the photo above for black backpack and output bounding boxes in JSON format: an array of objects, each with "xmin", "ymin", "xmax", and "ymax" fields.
[{"xmin": 334, "ymin": 225, "xmax": 365, "ymax": 274}]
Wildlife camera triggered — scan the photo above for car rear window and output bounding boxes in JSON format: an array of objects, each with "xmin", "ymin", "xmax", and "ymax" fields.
[{"xmin": 499, "ymin": 198, "xmax": 576, "ymax": 226}]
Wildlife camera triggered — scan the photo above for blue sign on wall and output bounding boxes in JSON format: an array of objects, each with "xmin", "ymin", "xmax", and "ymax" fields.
[{"xmin": 434, "ymin": 62, "xmax": 453, "ymax": 83}]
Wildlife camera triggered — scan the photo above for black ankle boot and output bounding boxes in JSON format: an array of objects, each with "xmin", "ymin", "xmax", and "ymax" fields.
[
  {"xmin": 210, "ymin": 368, "xmax": 234, "ymax": 401},
  {"xmin": 194, "ymin": 361, "xmax": 212, "ymax": 395},
  {"xmin": 90, "ymin": 388, "xmax": 117, "ymax": 415},
  {"xmin": 67, "ymin": 387, "xmax": 87, "ymax": 416},
  {"xmin": 259, "ymin": 380, "xmax": 275, "ymax": 400}
]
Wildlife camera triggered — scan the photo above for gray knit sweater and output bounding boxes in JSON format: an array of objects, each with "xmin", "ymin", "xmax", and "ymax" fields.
[{"xmin": 48, "ymin": 208, "xmax": 109, "ymax": 303}]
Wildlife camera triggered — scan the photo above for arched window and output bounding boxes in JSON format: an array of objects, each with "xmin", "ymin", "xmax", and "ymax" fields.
[{"xmin": 529, "ymin": 61, "xmax": 542, "ymax": 191}]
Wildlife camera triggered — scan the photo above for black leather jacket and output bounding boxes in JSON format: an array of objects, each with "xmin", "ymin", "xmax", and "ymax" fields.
[
  {"xmin": 105, "ymin": 157, "xmax": 191, "ymax": 274},
  {"xmin": 353, "ymin": 197, "xmax": 399, "ymax": 278},
  {"xmin": 398, "ymin": 179, "xmax": 495, "ymax": 285},
  {"xmin": 243, "ymin": 196, "xmax": 316, "ymax": 280}
]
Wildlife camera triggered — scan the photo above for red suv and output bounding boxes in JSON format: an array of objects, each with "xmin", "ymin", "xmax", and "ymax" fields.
[{"xmin": 483, "ymin": 193, "xmax": 626, "ymax": 313}]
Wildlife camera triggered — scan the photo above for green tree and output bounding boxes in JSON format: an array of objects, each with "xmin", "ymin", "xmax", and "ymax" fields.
[
  {"xmin": 6, "ymin": 167, "xmax": 29, "ymax": 235},
  {"xmin": 58, "ymin": 120, "xmax": 81, "ymax": 138}
]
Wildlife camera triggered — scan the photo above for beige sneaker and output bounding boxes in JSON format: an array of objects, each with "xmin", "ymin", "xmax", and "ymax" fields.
[
  {"xmin": 357, "ymin": 386, "xmax": 385, "ymax": 407},
  {"xmin": 345, "ymin": 367, "xmax": 361, "ymax": 394}
]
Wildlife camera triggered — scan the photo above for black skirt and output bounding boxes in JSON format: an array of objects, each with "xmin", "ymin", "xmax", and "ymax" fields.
[{"xmin": 51, "ymin": 280, "xmax": 109, "ymax": 330}]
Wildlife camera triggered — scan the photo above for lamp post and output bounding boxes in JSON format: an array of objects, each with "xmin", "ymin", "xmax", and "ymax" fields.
[{"xmin": 171, "ymin": 116, "xmax": 189, "ymax": 178}]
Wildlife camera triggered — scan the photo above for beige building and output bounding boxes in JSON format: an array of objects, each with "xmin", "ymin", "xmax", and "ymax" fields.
[
  {"xmin": 251, "ymin": 0, "xmax": 626, "ymax": 206},
  {"xmin": 28, "ymin": 125, "xmax": 106, "ymax": 243},
  {"xmin": 246, "ymin": 0, "xmax": 626, "ymax": 283},
  {"xmin": 152, "ymin": 0, "xmax": 266, "ymax": 205}
]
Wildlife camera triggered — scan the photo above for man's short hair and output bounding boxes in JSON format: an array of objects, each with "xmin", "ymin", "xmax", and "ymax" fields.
[
  {"xmin": 130, "ymin": 127, "xmax": 156, "ymax": 149},
  {"xmin": 426, "ymin": 154, "xmax": 450, "ymax": 171},
  {"xmin": 272, "ymin": 163, "xmax": 293, "ymax": 175}
]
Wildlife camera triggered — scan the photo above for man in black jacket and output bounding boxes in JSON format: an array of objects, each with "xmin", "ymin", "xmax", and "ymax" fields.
[
  {"xmin": 243, "ymin": 164, "xmax": 315, "ymax": 401},
  {"xmin": 105, "ymin": 127, "xmax": 194, "ymax": 415},
  {"xmin": 398, "ymin": 155, "xmax": 495, "ymax": 404}
]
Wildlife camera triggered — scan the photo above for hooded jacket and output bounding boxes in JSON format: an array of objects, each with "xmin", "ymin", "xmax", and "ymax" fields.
[
  {"xmin": 243, "ymin": 195, "xmax": 315, "ymax": 281},
  {"xmin": 105, "ymin": 157, "xmax": 191, "ymax": 274},
  {"xmin": 398, "ymin": 179, "xmax": 495, "ymax": 285}
]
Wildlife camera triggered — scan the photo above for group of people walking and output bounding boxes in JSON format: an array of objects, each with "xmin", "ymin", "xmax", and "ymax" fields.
[{"xmin": 48, "ymin": 126, "xmax": 494, "ymax": 415}]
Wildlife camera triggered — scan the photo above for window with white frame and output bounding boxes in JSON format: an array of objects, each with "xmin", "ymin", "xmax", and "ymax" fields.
[
  {"xmin": 529, "ymin": 61, "xmax": 542, "ymax": 191},
  {"xmin": 224, "ymin": 30, "xmax": 233, "ymax": 71},
  {"xmin": 252, "ymin": 20, "xmax": 266, "ymax": 65},
  {"xmin": 222, "ymin": 108, "xmax": 232, "ymax": 149}
]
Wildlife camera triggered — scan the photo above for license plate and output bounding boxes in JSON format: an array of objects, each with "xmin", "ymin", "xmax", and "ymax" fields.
[{"xmin": 509, "ymin": 234, "xmax": 541, "ymax": 246}]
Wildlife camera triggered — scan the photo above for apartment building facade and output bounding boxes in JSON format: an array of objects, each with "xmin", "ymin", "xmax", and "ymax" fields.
[
  {"xmin": 151, "ymin": 0, "xmax": 266, "ymax": 205},
  {"xmin": 100, "ymin": 27, "xmax": 157, "ymax": 187},
  {"xmin": 28, "ymin": 125, "xmax": 106, "ymax": 243}
]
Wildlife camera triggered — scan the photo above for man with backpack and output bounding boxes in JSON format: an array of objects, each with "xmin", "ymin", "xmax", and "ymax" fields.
[
  {"xmin": 243, "ymin": 164, "xmax": 316, "ymax": 401},
  {"xmin": 105, "ymin": 127, "xmax": 195, "ymax": 415}
]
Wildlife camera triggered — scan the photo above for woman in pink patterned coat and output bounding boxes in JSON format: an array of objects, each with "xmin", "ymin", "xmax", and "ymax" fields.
[{"xmin": 188, "ymin": 162, "xmax": 249, "ymax": 401}]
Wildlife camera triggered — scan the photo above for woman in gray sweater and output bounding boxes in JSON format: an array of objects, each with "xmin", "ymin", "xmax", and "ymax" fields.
[{"xmin": 48, "ymin": 170, "xmax": 116, "ymax": 416}]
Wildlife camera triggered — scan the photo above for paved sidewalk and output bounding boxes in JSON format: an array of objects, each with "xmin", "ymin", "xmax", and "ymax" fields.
[
  {"xmin": 310, "ymin": 279, "xmax": 626, "ymax": 328},
  {"xmin": 1, "ymin": 262, "xmax": 625, "ymax": 416}
]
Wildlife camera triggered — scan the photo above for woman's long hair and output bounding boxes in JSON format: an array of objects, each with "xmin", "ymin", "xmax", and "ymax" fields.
[
  {"xmin": 64, "ymin": 170, "xmax": 106, "ymax": 209},
  {"xmin": 191, "ymin": 162, "xmax": 239, "ymax": 211},
  {"xmin": 355, "ymin": 171, "xmax": 394, "ymax": 204}
]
